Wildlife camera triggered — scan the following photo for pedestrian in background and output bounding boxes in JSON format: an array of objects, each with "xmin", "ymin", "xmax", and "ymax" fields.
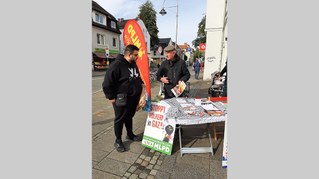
[
  {"xmin": 193, "ymin": 58, "xmax": 200, "ymax": 80},
  {"xmin": 102, "ymin": 44, "xmax": 143, "ymax": 152},
  {"xmin": 156, "ymin": 45, "xmax": 190, "ymax": 99}
]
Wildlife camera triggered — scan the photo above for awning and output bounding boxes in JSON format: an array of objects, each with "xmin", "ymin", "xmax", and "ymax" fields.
[
  {"xmin": 92, "ymin": 52, "xmax": 117, "ymax": 59},
  {"xmin": 93, "ymin": 52, "xmax": 106, "ymax": 59},
  {"xmin": 108, "ymin": 54, "xmax": 117, "ymax": 58}
]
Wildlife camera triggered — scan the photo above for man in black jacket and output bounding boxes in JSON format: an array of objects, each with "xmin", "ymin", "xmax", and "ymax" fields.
[
  {"xmin": 156, "ymin": 45, "xmax": 190, "ymax": 99},
  {"xmin": 102, "ymin": 44, "xmax": 143, "ymax": 152}
]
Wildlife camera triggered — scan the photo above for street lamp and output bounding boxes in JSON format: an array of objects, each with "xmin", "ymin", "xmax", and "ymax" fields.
[
  {"xmin": 159, "ymin": 8, "xmax": 167, "ymax": 15},
  {"xmin": 159, "ymin": 0, "xmax": 178, "ymax": 50}
]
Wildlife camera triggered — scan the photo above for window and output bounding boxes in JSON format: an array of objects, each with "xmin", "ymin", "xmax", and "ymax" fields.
[
  {"xmin": 97, "ymin": 33, "xmax": 105, "ymax": 45},
  {"xmin": 95, "ymin": 14, "xmax": 99, "ymax": 22},
  {"xmin": 94, "ymin": 13, "xmax": 103, "ymax": 24},
  {"xmin": 111, "ymin": 21, "xmax": 116, "ymax": 29},
  {"xmin": 101, "ymin": 35, "xmax": 105, "ymax": 45},
  {"xmin": 99, "ymin": 16, "xmax": 103, "ymax": 24},
  {"xmin": 113, "ymin": 38, "xmax": 116, "ymax": 47},
  {"xmin": 97, "ymin": 34, "xmax": 100, "ymax": 44}
]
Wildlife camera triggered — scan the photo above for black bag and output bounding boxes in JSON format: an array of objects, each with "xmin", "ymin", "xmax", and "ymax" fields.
[{"xmin": 115, "ymin": 93, "xmax": 127, "ymax": 107}]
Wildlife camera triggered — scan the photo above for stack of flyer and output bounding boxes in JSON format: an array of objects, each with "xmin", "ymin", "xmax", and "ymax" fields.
[{"xmin": 201, "ymin": 101, "xmax": 225, "ymax": 116}]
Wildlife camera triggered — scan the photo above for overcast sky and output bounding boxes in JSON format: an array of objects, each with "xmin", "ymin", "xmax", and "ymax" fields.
[{"xmin": 93, "ymin": 0, "xmax": 207, "ymax": 47}]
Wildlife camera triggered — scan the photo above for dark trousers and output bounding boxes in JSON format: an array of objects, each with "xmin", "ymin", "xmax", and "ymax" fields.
[
  {"xmin": 112, "ymin": 95, "xmax": 140, "ymax": 140},
  {"xmin": 194, "ymin": 70, "xmax": 200, "ymax": 79},
  {"xmin": 222, "ymin": 77, "xmax": 227, "ymax": 97}
]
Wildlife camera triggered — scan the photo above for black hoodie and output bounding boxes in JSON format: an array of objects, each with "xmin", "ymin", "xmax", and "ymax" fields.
[{"xmin": 102, "ymin": 54, "xmax": 143, "ymax": 100}]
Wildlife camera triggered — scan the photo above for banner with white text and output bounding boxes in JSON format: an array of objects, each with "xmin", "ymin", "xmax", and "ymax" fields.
[{"xmin": 142, "ymin": 101, "xmax": 176, "ymax": 155}]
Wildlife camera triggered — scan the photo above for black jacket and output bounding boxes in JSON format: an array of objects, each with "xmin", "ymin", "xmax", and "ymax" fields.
[
  {"xmin": 156, "ymin": 54, "xmax": 190, "ymax": 98},
  {"xmin": 220, "ymin": 61, "xmax": 227, "ymax": 81},
  {"xmin": 102, "ymin": 55, "xmax": 143, "ymax": 100}
]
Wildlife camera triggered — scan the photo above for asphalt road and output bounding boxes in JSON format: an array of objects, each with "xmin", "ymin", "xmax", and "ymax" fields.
[{"xmin": 92, "ymin": 76, "xmax": 104, "ymax": 94}]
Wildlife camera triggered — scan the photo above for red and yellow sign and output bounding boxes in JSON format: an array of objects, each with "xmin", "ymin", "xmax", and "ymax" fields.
[{"xmin": 123, "ymin": 20, "xmax": 151, "ymax": 111}]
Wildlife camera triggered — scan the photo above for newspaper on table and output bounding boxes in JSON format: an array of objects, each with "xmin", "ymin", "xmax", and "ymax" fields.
[{"xmin": 163, "ymin": 98, "xmax": 227, "ymax": 125}]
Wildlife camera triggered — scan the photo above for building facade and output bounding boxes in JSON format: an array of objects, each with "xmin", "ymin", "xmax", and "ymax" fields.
[
  {"xmin": 203, "ymin": 0, "xmax": 228, "ymax": 80},
  {"xmin": 92, "ymin": 1, "xmax": 121, "ymax": 70}
]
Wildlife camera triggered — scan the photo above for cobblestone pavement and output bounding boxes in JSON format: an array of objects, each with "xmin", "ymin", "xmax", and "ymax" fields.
[
  {"xmin": 92, "ymin": 67, "xmax": 227, "ymax": 179},
  {"xmin": 122, "ymin": 149, "xmax": 165, "ymax": 179}
]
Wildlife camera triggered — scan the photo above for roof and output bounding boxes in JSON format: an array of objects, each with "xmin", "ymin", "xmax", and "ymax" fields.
[
  {"xmin": 178, "ymin": 43, "xmax": 189, "ymax": 50},
  {"xmin": 92, "ymin": 1, "xmax": 116, "ymax": 21},
  {"xmin": 118, "ymin": 20, "xmax": 129, "ymax": 29},
  {"xmin": 159, "ymin": 38, "xmax": 171, "ymax": 45},
  {"xmin": 92, "ymin": 1, "xmax": 121, "ymax": 34},
  {"xmin": 118, "ymin": 18, "xmax": 139, "ymax": 29}
]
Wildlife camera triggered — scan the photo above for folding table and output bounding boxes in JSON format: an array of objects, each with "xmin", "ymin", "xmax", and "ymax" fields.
[{"xmin": 163, "ymin": 97, "xmax": 227, "ymax": 157}]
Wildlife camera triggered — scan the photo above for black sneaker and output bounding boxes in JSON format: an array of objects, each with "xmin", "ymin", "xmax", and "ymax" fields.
[
  {"xmin": 114, "ymin": 140, "xmax": 125, "ymax": 152},
  {"xmin": 126, "ymin": 134, "xmax": 141, "ymax": 141}
]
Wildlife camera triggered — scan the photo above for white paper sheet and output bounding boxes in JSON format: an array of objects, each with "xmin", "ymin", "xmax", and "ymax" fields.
[
  {"xmin": 180, "ymin": 103, "xmax": 193, "ymax": 108},
  {"xmin": 176, "ymin": 98, "xmax": 187, "ymax": 103},
  {"xmin": 201, "ymin": 104, "xmax": 219, "ymax": 111}
]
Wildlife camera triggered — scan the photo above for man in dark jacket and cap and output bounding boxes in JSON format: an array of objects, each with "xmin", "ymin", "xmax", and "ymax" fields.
[
  {"xmin": 156, "ymin": 44, "xmax": 190, "ymax": 99},
  {"xmin": 102, "ymin": 44, "xmax": 143, "ymax": 152}
]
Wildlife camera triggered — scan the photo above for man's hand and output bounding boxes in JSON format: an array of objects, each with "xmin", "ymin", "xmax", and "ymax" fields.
[
  {"xmin": 161, "ymin": 76, "xmax": 169, "ymax": 84},
  {"xmin": 109, "ymin": 99, "xmax": 116, "ymax": 104}
]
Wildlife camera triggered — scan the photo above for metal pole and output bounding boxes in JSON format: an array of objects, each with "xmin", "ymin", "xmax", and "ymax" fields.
[{"xmin": 175, "ymin": 0, "xmax": 178, "ymax": 50}]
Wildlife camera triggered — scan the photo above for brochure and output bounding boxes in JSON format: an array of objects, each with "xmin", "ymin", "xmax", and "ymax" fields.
[{"xmin": 171, "ymin": 81, "xmax": 187, "ymax": 97}]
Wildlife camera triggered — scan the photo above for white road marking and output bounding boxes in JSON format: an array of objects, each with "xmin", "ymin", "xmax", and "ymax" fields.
[
  {"xmin": 93, "ymin": 88, "xmax": 102, "ymax": 94},
  {"xmin": 92, "ymin": 77, "xmax": 104, "ymax": 81}
]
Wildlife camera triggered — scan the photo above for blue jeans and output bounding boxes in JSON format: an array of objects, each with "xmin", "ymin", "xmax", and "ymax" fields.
[{"xmin": 194, "ymin": 70, "xmax": 200, "ymax": 79}]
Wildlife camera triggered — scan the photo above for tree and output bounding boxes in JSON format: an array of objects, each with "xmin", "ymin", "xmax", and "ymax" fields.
[
  {"xmin": 194, "ymin": 47, "xmax": 205, "ymax": 59},
  {"xmin": 192, "ymin": 15, "xmax": 206, "ymax": 48},
  {"xmin": 138, "ymin": 0, "xmax": 159, "ymax": 47}
]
